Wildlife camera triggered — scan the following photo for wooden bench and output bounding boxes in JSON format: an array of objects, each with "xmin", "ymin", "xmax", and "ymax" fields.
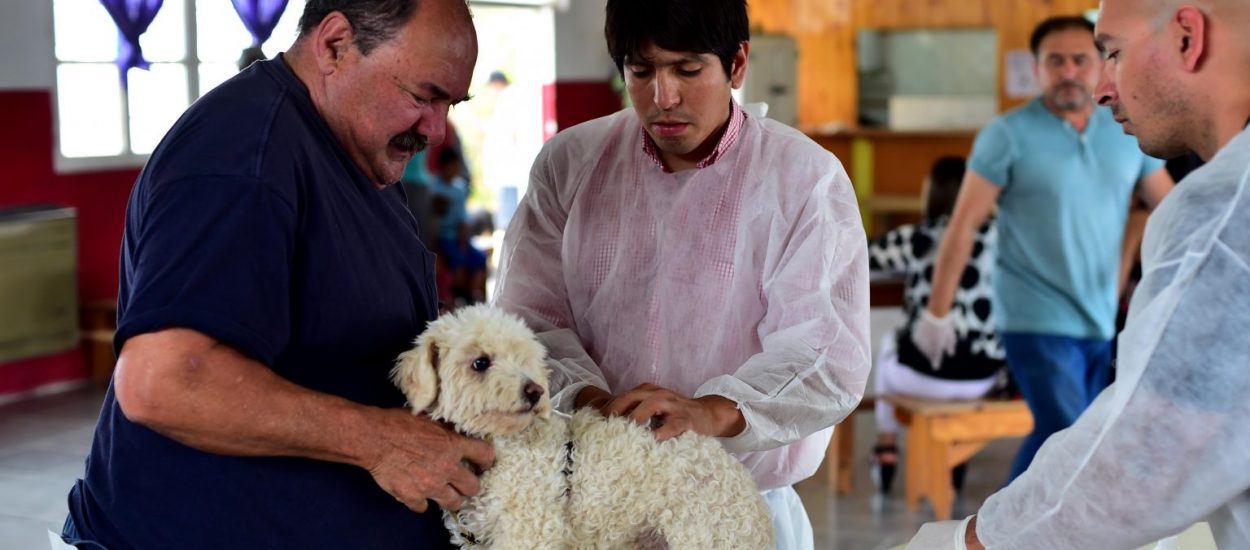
[
  {"xmin": 887, "ymin": 395, "xmax": 1033, "ymax": 520},
  {"xmin": 825, "ymin": 397, "xmax": 876, "ymax": 494},
  {"xmin": 80, "ymin": 299, "xmax": 118, "ymax": 384}
]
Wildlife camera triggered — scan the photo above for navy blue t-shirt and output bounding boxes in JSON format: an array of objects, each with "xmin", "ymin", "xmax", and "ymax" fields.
[{"xmin": 64, "ymin": 56, "xmax": 451, "ymax": 548}]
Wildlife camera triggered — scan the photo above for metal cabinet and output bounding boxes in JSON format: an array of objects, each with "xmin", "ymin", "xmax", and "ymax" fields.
[{"xmin": 0, "ymin": 205, "xmax": 79, "ymax": 364}]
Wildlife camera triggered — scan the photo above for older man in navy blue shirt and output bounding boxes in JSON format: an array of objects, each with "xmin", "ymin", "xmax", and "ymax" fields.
[{"xmin": 59, "ymin": 1, "xmax": 492, "ymax": 548}]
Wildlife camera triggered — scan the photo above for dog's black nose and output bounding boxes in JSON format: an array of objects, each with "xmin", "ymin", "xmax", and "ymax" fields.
[{"xmin": 523, "ymin": 381, "xmax": 544, "ymax": 406}]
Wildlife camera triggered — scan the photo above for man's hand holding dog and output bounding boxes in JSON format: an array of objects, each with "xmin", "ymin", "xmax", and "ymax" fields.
[
  {"xmin": 595, "ymin": 383, "xmax": 746, "ymax": 441},
  {"xmin": 360, "ymin": 408, "xmax": 495, "ymax": 514}
]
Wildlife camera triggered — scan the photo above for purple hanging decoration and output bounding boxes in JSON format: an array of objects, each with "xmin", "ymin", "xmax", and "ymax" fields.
[
  {"xmin": 98, "ymin": 0, "xmax": 165, "ymax": 89},
  {"xmin": 231, "ymin": 0, "xmax": 291, "ymax": 48}
]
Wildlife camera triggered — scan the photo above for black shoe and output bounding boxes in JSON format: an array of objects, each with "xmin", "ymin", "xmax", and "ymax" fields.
[
  {"xmin": 871, "ymin": 444, "xmax": 898, "ymax": 494},
  {"xmin": 952, "ymin": 463, "xmax": 968, "ymax": 493}
]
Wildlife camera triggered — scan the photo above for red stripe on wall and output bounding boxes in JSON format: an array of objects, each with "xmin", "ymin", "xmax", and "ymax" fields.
[
  {"xmin": 0, "ymin": 90, "xmax": 136, "ymax": 395},
  {"xmin": 542, "ymin": 83, "xmax": 557, "ymax": 142},
  {"xmin": 0, "ymin": 350, "xmax": 85, "ymax": 395},
  {"xmin": 551, "ymin": 80, "xmax": 622, "ymax": 131}
]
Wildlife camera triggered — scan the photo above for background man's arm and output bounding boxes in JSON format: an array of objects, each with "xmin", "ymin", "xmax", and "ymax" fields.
[
  {"xmin": 911, "ymin": 171, "xmax": 1001, "ymax": 367},
  {"xmin": 1136, "ymin": 166, "xmax": 1175, "ymax": 209},
  {"xmin": 1118, "ymin": 202, "xmax": 1150, "ymax": 296},
  {"xmin": 926, "ymin": 171, "xmax": 1001, "ymax": 318},
  {"xmin": 1119, "ymin": 168, "xmax": 1173, "ymax": 296}
]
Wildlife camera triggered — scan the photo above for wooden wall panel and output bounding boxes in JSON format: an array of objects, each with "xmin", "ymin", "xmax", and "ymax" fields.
[
  {"xmin": 871, "ymin": 134, "xmax": 976, "ymax": 195},
  {"xmin": 749, "ymin": 0, "xmax": 857, "ymax": 133},
  {"xmin": 855, "ymin": 0, "xmax": 993, "ymax": 28},
  {"xmin": 750, "ymin": 0, "xmax": 1100, "ymax": 129},
  {"xmin": 808, "ymin": 134, "xmax": 855, "ymax": 175}
]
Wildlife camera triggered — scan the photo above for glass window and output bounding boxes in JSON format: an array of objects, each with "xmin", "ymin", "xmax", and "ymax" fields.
[
  {"xmin": 128, "ymin": 64, "xmax": 190, "ymax": 155},
  {"xmin": 52, "ymin": 0, "xmax": 305, "ymax": 168},
  {"xmin": 56, "ymin": 63, "xmax": 125, "ymax": 158}
]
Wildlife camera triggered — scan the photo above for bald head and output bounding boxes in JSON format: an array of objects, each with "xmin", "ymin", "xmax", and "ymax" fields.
[{"xmin": 1095, "ymin": 0, "xmax": 1250, "ymax": 159}]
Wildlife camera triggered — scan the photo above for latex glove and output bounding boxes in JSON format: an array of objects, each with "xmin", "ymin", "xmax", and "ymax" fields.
[
  {"xmin": 906, "ymin": 516, "xmax": 971, "ymax": 550},
  {"xmin": 911, "ymin": 310, "xmax": 957, "ymax": 370}
]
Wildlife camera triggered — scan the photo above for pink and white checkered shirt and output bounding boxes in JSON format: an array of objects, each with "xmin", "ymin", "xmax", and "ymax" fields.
[
  {"xmin": 640, "ymin": 100, "xmax": 747, "ymax": 173},
  {"xmin": 496, "ymin": 107, "xmax": 870, "ymax": 491}
]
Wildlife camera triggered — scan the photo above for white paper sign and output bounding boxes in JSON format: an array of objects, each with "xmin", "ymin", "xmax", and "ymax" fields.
[{"xmin": 1005, "ymin": 49, "xmax": 1040, "ymax": 99}]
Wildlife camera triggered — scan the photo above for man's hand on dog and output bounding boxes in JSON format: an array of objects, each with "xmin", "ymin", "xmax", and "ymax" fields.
[
  {"xmin": 362, "ymin": 408, "xmax": 495, "ymax": 514},
  {"xmin": 592, "ymin": 383, "xmax": 746, "ymax": 441}
]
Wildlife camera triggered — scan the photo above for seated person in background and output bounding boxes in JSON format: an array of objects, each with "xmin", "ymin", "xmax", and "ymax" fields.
[
  {"xmin": 430, "ymin": 147, "xmax": 471, "ymax": 243},
  {"xmin": 440, "ymin": 220, "xmax": 488, "ymax": 305},
  {"xmin": 867, "ymin": 157, "xmax": 1007, "ymax": 494},
  {"xmin": 429, "ymin": 149, "xmax": 487, "ymax": 305},
  {"xmin": 400, "ymin": 150, "xmax": 439, "ymax": 246}
]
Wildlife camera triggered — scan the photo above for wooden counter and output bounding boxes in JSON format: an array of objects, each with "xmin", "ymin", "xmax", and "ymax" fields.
[{"xmin": 808, "ymin": 129, "xmax": 976, "ymax": 236}]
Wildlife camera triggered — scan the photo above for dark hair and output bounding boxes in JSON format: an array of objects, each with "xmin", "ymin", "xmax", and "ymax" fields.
[
  {"xmin": 237, "ymin": 46, "xmax": 266, "ymax": 72},
  {"xmin": 1029, "ymin": 16, "xmax": 1095, "ymax": 57},
  {"xmin": 298, "ymin": 0, "xmax": 419, "ymax": 55},
  {"xmin": 605, "ymin": 0, "xmax": 749, "ymax": 78},
  {"xmin": 925, "ymin": 156, "xmax": 967, "ymax": 220},
  {"xmin": 437, "ymin": 146, "xmax": 463, "ymax": 168}
]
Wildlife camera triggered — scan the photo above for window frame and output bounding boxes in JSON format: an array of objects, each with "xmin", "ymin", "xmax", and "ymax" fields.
[
  {"xmin": 49, "ymin": 0, "xmax": 550, "ymax": 174},
  {"xmin": 51, "ymin": 0, "xmax": 202, "ymax": 174}
]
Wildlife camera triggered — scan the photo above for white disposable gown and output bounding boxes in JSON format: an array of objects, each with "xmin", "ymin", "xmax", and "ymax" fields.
[
  {"xmin": 909, "ymin": 126, "xmax": 1250, "ymax": 549},
  {"xmin": 494, "ymin": 106, "xmax": 872, "ymax": 491}
]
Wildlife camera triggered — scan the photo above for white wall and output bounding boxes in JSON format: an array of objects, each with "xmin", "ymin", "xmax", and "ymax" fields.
[
  {"xmin": 553, "ymin": 0, "xmax": 612, "ymax": 81},
  {"xmin": 0, "ymin": 0, "xmax": 55, "ymax": 90}
]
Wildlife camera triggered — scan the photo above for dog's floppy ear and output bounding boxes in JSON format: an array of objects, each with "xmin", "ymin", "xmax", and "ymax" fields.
[{"xmin": 391, "ymin": 332, "xmax": 440, "ymax": 412}]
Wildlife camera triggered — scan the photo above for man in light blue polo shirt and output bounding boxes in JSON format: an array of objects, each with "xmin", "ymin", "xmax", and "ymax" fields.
[{"xmin": 912, "ymin": 15, "xmax": 1173, "ymax": 482}]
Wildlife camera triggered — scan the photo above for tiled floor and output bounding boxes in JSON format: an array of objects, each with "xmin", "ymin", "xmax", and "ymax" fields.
[
  {"xmin": 0, "ymin": 385, "xmax": 102, "ymax": 550},
  {"xmin": 0, "ymin": 384, "xmax": 1021, "ymax": 549},
  {"xmin": 798, "ymin": 410, "xmax": 1019, "ymax": 549}
]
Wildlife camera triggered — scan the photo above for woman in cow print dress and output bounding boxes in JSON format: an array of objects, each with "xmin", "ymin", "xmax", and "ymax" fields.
[{"xmin": 867, "ymin": 157, "xmax": 1007, "ymax": 494}]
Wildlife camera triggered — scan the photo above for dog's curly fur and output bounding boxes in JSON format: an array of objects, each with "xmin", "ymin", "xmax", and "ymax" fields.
[{"xmin": 392, "ymin": 305, "xmax": 774, "ymax": 549}]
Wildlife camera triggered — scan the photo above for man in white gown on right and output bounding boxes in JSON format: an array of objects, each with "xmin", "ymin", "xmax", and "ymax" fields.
[{"xmin": 908, "ymin": 0, "xmax": 1250, "ymax": 548}]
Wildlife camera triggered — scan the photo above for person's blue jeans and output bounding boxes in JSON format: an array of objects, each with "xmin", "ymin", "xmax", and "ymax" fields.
[
  {"xmin": 1000, "ymin": 332, "xmax": 1112, "ymax": 482},
  {"xmin": 60, "ymin": 514, "xmax": 108, "ymax": 549}
]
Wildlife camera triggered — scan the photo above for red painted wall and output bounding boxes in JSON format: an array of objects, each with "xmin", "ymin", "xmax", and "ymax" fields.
[
  {"xmin": 0, "ymin": 77, "xmax": 617, "ymax": 395},
  {"xmin": 551, "ymin": 80, "xmax": 622, "ymax": 131},
  {"xmin": 0, "ymin": 90, "xmax": 137, "ymax": 394}
]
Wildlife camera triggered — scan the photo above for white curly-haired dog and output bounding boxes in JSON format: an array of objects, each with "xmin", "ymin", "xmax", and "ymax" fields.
[{"xmin": 391, "ymin": 305, "xmax": 774, "ymax": 549}]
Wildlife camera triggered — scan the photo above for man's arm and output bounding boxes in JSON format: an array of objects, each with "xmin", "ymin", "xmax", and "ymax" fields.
[
  {"xmin": 925, "ymin": 171, "xmax": 1001, "ymax": 318},
  {"xmin": 601, "ymin": 383, "xmax": 745, "ymax": 441},
  {"xmin": 1136, "ymin": 166, "xmax": 1174, "ymax": 209},
  {"xmin": 114, "ymin": 328, "xmax": 494, "ymax": 513},
  {"xmin": 1119, "ymin": 168, "xmax": 1173, "ymax": 297},
  {"xmin": 968, "ymin": 245, "xmax": 1250, "ymax": 548},
  {"xmin": 1118, "ymin": 202, "xmax": 1150, "ymax": 297},
  {"xmin": 684, "ymin": 163, "xmax": 871, "ymax": 454},
  {"xmin": 493, "ymin": 147, "xmax": 611, "ymax": 413},
  {"xmin": 909, "ymin": 171, "xmax": 1001, "ymax": 368}
]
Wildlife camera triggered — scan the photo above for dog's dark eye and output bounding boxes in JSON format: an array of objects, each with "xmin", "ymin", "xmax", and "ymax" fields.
[{"xmin": 471, "ymin": 356, "xmax": 491, "ymax": 372}]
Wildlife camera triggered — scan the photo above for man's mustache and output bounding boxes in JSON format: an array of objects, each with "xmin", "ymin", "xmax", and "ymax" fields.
[
  {"xmin": 389, "ymin": 131, "xmax": 428, "ymax": 154},
  {"xmin": 1055, "ymin": 80, "xmax": 1088, "ymax": 92},
  {"xmin": 647, "ymin": 111, "xmax": 694, "ymax": 125}
]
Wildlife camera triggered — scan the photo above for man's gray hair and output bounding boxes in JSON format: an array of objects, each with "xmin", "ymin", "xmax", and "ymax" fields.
[{"xmin": 297, "ymin": 0, "xmax": 420, "ymax": 55}]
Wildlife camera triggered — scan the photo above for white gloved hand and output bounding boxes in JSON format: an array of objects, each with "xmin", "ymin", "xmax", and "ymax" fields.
[
  {"xmin": 906, "ymin": 516, "xmax": 972, "ymax": 549},
  {"xmin": 911, "ymin": 309, "xmax": 957, "ymax": 370}
]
